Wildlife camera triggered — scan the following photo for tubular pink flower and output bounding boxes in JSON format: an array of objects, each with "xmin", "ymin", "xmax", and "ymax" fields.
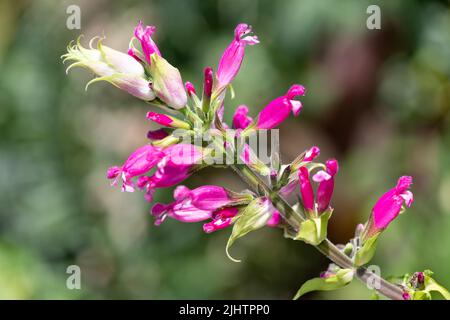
[
  {"xmin": 134, "ymin": 21, "xmax": 161, "ymax": 64},
  {"xmin": 147, "ymin": 128, "xmax": 169, "ymax": 140},
  {"xmin": 299, "ymin": 166, "xmax": 314, "ymax": 212},
  {"xmin": 313, "ymin": 159, "xmax": 339, "ymax": 213},
  {"xmin": 369, "ymin": 176, "xmax": 414, "ymax": 233},
  {"xmin": 232, "ymin": 105, "xmax": 253, "ymax": 129},
  {"xmin": 215, "ymin": 23, "xmax": 259, "ymax": 89},
  {"xmin": 185, "ymin": 81, "xmax": 196, "ymax": 97},
  {"xmin": 139, "ymin": 144, "xmax": 204, "ymax": 201},
  {"xmin": 203, "ymin": 67, "xmax": 213, "ymax": 98},
  {"xmin": 151, "ymin": 185, "xmax": 238, "ymax": 226},
  {"xmin": 107, "ymin": 145, "xmax": 164, "ymax": 192},
  {"xmin": 256, "ymin": 84, "xmax": 306, "ymax": 129},
  {"xmin": 189, "ymin": 185, "xmax": 234, "ymax": 210}
]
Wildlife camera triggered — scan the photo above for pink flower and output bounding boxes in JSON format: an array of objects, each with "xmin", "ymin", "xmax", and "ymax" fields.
[
  {"xmin": 107, "ymin": 145, "xmax": 164, "ymax": 192},
  {"xmin": 367, "ymin": 176, "xmax": 413, "ymax": 235},
  {"xmin": 313, "ymin": 159, "xmax": 339, "ymax": 213},
  {"xmin": 203, "ymin": 67, "xmax": 213, "ymax": 98},
  {"xmin": 256, "ymin": 84, "xmax": 306, "ymax": 129},
  {"xmin": 134, "ymin": 21, "xmax": 161, "ymax": 64},
  {"xmin": 138, "ymin": 144, "xmax": 204, "ymax": 201},
  {"xmin": 151, "ymin": 185, "xmax": 238, "ymax": 226},
  {"xmin": 215, "ymin": 24, "xmax": 259, "ymax": 90},
  {"xmin": 299, "ymin": 167, "xmax": 315, "ymax": 212},
  {"xmin": 232, "ymin": 105, "xmax": 253, "ymax": 129}
]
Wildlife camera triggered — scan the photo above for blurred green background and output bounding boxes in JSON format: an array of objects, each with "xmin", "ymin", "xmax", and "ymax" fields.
[{"xmin": 0, "ymin": 0, "xmax": 449, "ymax": 299}]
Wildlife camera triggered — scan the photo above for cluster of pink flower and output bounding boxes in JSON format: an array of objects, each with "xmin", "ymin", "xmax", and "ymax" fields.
[{"xmin": 63, "ymin": 21, "xmax": 414, "ymax": 241}]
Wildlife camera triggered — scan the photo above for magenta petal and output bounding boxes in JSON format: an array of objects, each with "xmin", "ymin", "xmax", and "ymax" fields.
[
  {"xmin": 299, "ymin": 167, "xmax": 315, "ymax": 211},
  {"xmin": 190, "ymin": 185, "xmax": 231, "ymax": 210},
  {"xmin": 146, "ymin": 111, "xmax": 173, "ymax": 126},
  {"xmin": 173, "ymin": 185, "xmax": 191, "ymax": 201},
  {"xmin": 232, "ymin": 105, "xmax": 253, "ymax": 129},
  {"xmin": 170, "ymin": 202, "xmax": 212, "ymax": 222},
  {"xmin": 256, "ymin": 96, "xmax": 291, "ymax": 129},
  {"xmin": 203, "ymin": 217, "xmax": 232, "ymax": 233},
  {"xmin": 122, "ymin": 145, "xmax": 163, "ymax": 177},
  {"xmin": 215, "ymin": 24, "xmax": 258, "ymax": 88},
  {"xmin": 267, "ymin": 211, "xmax": 281, "ymax": 227},
  {"xmin": 371, "ymin": 176, "xmax": 413, "ymax": 231}
]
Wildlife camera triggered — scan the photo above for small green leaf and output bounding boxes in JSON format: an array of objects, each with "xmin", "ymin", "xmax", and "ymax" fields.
[
  {"xmin": 293, "ymin": 268, "xmax": 354, "ymax": 300},
  {"xmin": 295, "ymin": 211, "xmax": 332, "ymax": 245},
  {"xmin": 423, "ymin": 273, "xmax": 450, "ymax": 300},
  {"xmin": 354, "ymin": 234, "xmax": 379, "ymax": 267},
  {"xmin": 226, "ymin": 198, "xmax": 272, "ymax": 262}
]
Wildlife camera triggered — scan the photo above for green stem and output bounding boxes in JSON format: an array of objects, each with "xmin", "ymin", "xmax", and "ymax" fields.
[{"xmin": 230, "ymin": 163, "xmax": 404, "ymax": 300}]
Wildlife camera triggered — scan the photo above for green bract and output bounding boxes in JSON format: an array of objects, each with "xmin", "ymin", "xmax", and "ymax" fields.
[
  {"xmin": 295, "ymin": 210, "xmax": 332, "ymax": 245},
  {"xmin": 226, "ymin": 197, "xmax": 273, "ymax": 262},
  {"xmin": 354, "ymin": 234, "xmax": 378, "ymax": 267},
  {"xmin": 293, "ymin": 268, "xmax": 354, "ymax": 300}
]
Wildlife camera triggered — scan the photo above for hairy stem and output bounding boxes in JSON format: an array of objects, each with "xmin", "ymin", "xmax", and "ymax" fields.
[{"xmin": 230, "ymin": 163, "xmax": 404, "ymax": 300}]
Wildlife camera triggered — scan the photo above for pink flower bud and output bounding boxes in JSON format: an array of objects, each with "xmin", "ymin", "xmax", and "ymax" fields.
[
  {"xmin": 185, "ymin": 81, "xmax": 196, "ymax": 97},
  {"xmin": 215, "ymin": 24, "xmax": 259, "ymax": 90},
  {"xmin": 417, "ymin": 272, "xmax": 424, "ymax": 284},
  {"xmin": 232, "ymin": 105, "xmax": 253, "ymax": 129},
  {"xmin": 146, "ymin": 111, "xmax": 190, "ymax": 129},
  {"xmin": 134, "ymin": 21, "xmax": 161, "ymax": 64},
  {"xmin": 256, "ymin": 84, "xmax": 306, "ymax": 129},
  {"xmin": 299, "ymin": 167, "xmax": 314, "ymax": 212},
  {"xmin": 203, "ymin": 67, "xmax": 213, "ymax": 98}
]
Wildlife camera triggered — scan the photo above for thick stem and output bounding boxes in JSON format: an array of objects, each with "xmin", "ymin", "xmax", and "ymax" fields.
[{"xmin": 231, "ymin": 163, "xmax": 404, "ymax": 300}]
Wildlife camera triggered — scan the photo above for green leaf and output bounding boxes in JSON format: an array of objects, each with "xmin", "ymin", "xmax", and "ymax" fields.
[
  {"xmin": 295, "ymin": 210, "xmax": 332, "ymax": 245},
  {"xmin": 226, "ymin": 198, "xmax": 273, "ymax": 262},
  {"xmin": 293, "ymin": 268, "xmax": 354, "ymax": 300},
  {"xmin": 354, "ymin": 234, "xmax": 379, "ymax": 267},
  {"xmin": 423, "ymin": 273, "xmax": 450, "ymax": 300}
]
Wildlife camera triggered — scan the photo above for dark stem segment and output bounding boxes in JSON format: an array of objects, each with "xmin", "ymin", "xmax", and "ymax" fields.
[{"xmin": 230, "ymin": 163, "xmax": 404, "ymax": 300}]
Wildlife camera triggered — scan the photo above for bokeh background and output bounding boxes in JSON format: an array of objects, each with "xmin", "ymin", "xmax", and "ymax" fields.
[{"xmin": 0, "ymin": 0, "xmax": 449, "ymax": 299}]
